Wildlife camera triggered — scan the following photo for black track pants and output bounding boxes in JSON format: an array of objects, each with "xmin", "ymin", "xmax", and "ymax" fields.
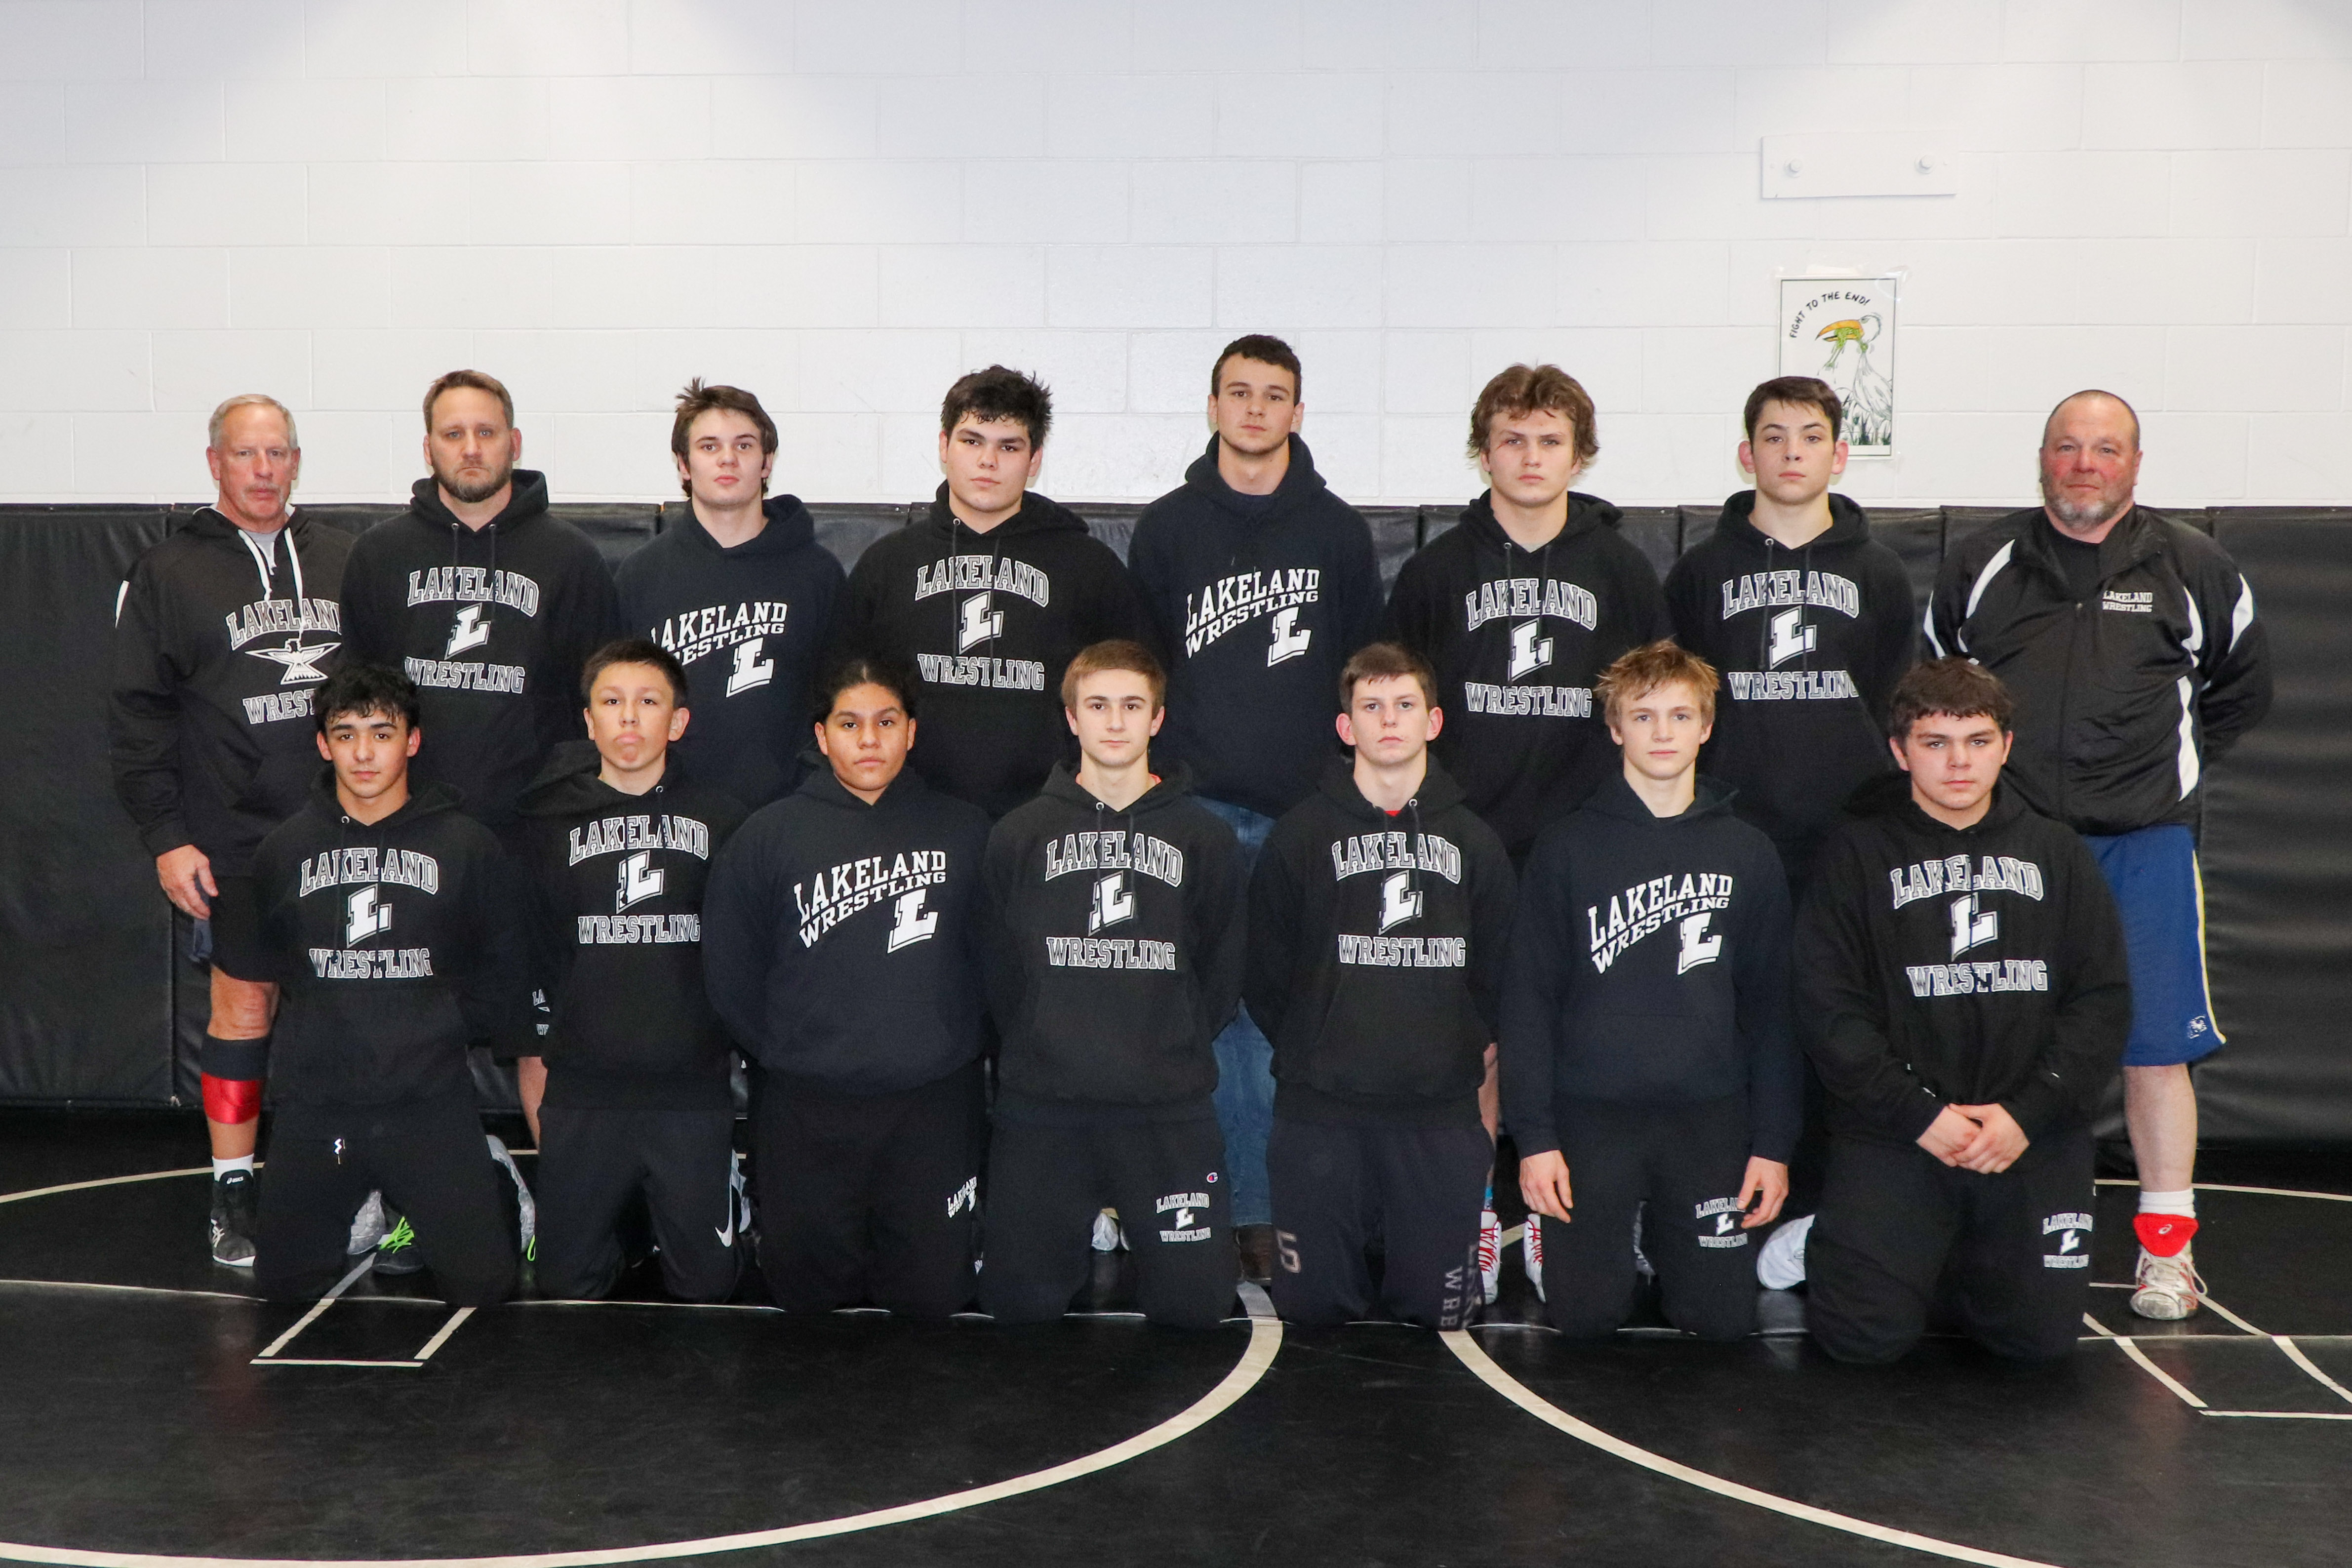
[
  {"xmin": 534, "ymin": 1105, "xmax": 740, "ymax": 1303},
  {"xmin": 751, "ymin": 1061, "xmax": 983, "ymax": 1318},
  {"xmin": 256, "ymin": 1098, "xmax": 517, "ymax": 1308},
  {"xmin": 1808, "ymin": 1124, "xmax": 2095, "ymax": 1365},
  {"xmin": 982, "ymin": 1113, "xmax": 1232, "ymax": 1328},
  {"xmin": 1268, "ymin": 1117, "xmax": 1491, "ymax": 1330},
  {"xmin": 1539, "ymin": 1096, "xmax": 1759, "ymax": 1342}
]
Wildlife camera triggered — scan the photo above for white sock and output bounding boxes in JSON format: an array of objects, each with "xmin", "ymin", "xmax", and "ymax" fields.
[
  {"xmin": 212, "ymin": 1154, "xmax": 255, "ymax": 1179},
  {"xmin": 2138, "ymin": 1187, "xmax": 2195, "ymax": 1217}
]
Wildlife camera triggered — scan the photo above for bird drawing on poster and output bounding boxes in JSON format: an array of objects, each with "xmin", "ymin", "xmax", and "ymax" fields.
[{"xmin": 1816, "ymin": 315, "xmax": 1892, "ymax": 448}]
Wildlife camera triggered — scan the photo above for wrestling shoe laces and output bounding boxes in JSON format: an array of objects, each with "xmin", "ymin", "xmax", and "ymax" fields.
[
  {"xmin": 1476, "ymin": 1207, "xmax": 1501, "ymax": 1305},
  {"xmin": 2130, "ymin": 1244, "xmax": 2206, "ymax": 1321}
]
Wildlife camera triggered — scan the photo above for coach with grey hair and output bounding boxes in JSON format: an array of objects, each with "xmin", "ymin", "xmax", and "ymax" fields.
[
  {"xmin": 1926, "ymin": 389, "xmax": 2272, "ymax": 1325},
  {"xmin": 110, "ymin": 393, "xmax": 353, "ymax": 1268}
]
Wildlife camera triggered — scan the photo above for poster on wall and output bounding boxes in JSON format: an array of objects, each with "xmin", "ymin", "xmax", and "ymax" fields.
[{"xmin": 1778, "ymin": 276, "xmax": 1897, "ymax": 456}]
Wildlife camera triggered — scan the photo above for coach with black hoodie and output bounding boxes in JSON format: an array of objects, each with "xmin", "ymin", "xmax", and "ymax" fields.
[
  {"xmin": 618, "ymin": 380, "xmax": 844, "ymax": 810},
  {"xmin": 833, "ymin": 366, "xmax": 1147, "ymax": 819},
  {"xmin": 1247, "ymin": 643, "xmax": 1515, "ymax": 1330},
  {"xmin": 981, "ymin": 642, "xmax": 1246, "ymax": 1327},
  {"xmin": 110, "ymin": 394, "xmax": 352, "ymax": 1265},
  {"xmin": 249, "ymin": 664, "xmax": 529, "ymax": 1308},
  {"xmin": 702, "ymin": 654, "xmax": 992, "ymax": 1318},
  {"xmin": 1384, "ymin": 365, "xmax": 1670, "ymax": 862},
  {"xmin": 340, "ymin": 370, "xmax": 622, "ymax": 835},
  {"xmin": 1795, "ymin": 659, "xmax": 2130, "ymax": 1364},
  {"xmin": 1501, "ymin": 643, "xmax": 1796, "ymax": 1342}
]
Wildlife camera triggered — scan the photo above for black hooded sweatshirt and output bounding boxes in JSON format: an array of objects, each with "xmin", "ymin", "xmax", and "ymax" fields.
[
  {"xmin": 1499, "ymin": 775, "xmax": 1798, "ymax": 1164},
  {"xmin": 1127, "ymin": 437, "xmax": 1383, "ymax": 818},
  {"xmin": 701, "ymin": 764, "xmax": 991, "ymax": 1096},
  {"xmin": 1795, "ymin": 775, "xmax": 2132, "ymax": 1146},
  {"xmin": 340, "ymin": 472, "xmax": 623, "ymax": 830},
  {"xmin": 517, "ymin": 743, "xmax": 749, "ymax": 1111},
  {"xmin": 833, "ymin": 486, "xmax": 1149, "ymax": 817},
  {"xmin": 249, "ymin": 777, "xmax": 529, "ymax": 1129},
  {"xmin": 1663, "ymin": 491, "xmax": 1916, "ymax": 884},
  {"xmin": 983, "ymin": 762, "xmax": 1246, "ymax": 1115},
  {"xmin": 616, "ymin": 496, "xmax": 845, "ymax": 809},
  {"xmin": 110, "ymin": 507, "xmax": 352, "ymax": 875},
  {"xmin": 1382, "ymin": 492, "xmax": 1671, "ymax": 858},
  {"xmin": 1244, "ymin": 757, "xmax": 1515, "ymax": 1127}
]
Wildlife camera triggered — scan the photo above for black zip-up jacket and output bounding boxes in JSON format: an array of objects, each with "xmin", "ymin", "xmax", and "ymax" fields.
[
  {"xmin": 250, "ymin": 778, "xmax": 529, "ymax": 1127},
  {"xmin": 617, "ymin": 497, "xmax": 845, "ymax": 809},
  {"xmin": 340, "ymin": 471, "xmax": 623, "ymax": 830},
  {"xmin": 110, "ymin": 508, "xmax": 352, "ymax": 875},
  {"xmin": 701, "ymin": 764, "xmax": 990, "ymax": 1095},
  {"xmin": 1664, "ymin": 491, "xmax": 1916, "ymax": 883},
  {"xmin": 984, "ymin": 763, "xmax": 1246, "ymax": 1111},
  {"xmin": 1244, "ymin": 757, "xmax": 1515, "ymax": 1125},
  {"xmin": 1382, "ymin": 492, "xmax": 1671, "ymax": 858},
  {"xmin": 1926, "ymin": 506, "xmax": 2271, "ymax": 837},
  {"xmin": 1500, "ymin": 774, "xmax": 1798, "ymax": 1163},
  {"xmin": 833, "ymin": 487, "xmax": 1149, "ymax": 817},
  {"xmin": 1127, "ymin": 437, "xmax": 1382, "ymax": 818},
  {"xmin": 1795, "ymin": 776, "xmax": 2132, "ymax": 1144},
  {"xmin": 517, "ymin": 744, "xmax": 748, "ymax": 1110}
]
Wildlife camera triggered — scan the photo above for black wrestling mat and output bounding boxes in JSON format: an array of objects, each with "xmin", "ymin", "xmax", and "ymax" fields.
[{"xmin": 3, "ymin": 1111, "xmax": 2350, "ymax": 1568}]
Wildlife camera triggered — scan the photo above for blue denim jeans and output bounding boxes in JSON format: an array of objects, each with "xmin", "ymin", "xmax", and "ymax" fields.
[{"xmin": 1199, "ymin": 797, "xmax": 1277, "ymax": 1227}]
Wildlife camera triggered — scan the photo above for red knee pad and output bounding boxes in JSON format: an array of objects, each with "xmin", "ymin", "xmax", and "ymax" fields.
[
  {"xmin": 2133, "ymin": 1212, "xmax": 2198, "ymax": 1258},
  {"xmin": 201, "ymin": 1073, "xmax": 263, "ymax": 1126}
]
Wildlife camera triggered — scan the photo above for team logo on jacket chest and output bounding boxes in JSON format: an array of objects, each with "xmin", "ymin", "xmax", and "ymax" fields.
[
  {"xmin": 1043, "ymin": 830, "xmax": 1186, "ymax": 889},
  {"xmin": 228, "ymin": 596, "xmax": 342, "ymax": 701},
  {"xmin": 1887, "ymin": 854, "xmax": 2045, "ymax": 910},
  {"xmin": 1718, "ymin": 569, "xmax": 1860, "ymax": 621},
  {"xmin": 297, "ymin": 849, "xmax": 442, "ymax": 980},
  {"xmin": 914, "ymin": 555, "xmax": 1051, "ymax": 607},
  {"xmin": 566, "ymin": 814, "xmax": 713, "ymax": 867},
  {"xmin": 406, "ymin": 567, "xmax": 543, "ymax": 616},
  {"xmin": 651, "ymin": 601, "xmax": 793, "ymax": 694},
  {"xmin": 1586, "ymin": 874, "xmax": 1734, "ymax": 975},
  {"xmin": 1463, "ymin": 577, "xmax": 1597, "ymax": 634},
  {"xmin": 1328, "ymin": 831, "xmax": 1463, "ymax": 885},
  {"xmin": 792, "ymin": 850, "xmax": 950, "ymax": 950},
  {"xmin": 1183, "ymin": 569, "xmax": 1321, "ymax": 663}
]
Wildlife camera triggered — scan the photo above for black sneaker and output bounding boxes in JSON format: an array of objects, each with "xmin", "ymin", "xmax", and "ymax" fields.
[
  {"xmin": 209, "ymin": 1170, "xmax": 259, "ymax": 1268},
  {"xmin": 372, "ymin": 1210, "xmax": 425, "ymax": 1276}
]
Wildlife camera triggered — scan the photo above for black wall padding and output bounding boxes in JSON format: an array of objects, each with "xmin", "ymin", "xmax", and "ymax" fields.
[
  {"xmin": 1363, "ymin": 508, "xmax": 1420, "ymax": 591},
  {"xmin": 1620, "ymin": 508, "xmax": 1681, "ymax": 580},
  {"xmin": 2190, "ymin": 510, "xmax": 2352, "ymax": 1146},
  {"xmin": 1065, "ymin": 503, "xmax": 1143, "ymax": 565},
  {"xmin": 1868, "ymin": 508, "xmax": 1945, "ymax": 617},
  {"xmin": 797, "ymin": 503, "xmax": 910, "ymax": 575},
  {"xmin": 0, "ymin": 508, "xmax": 178, "ymax": 1106}
]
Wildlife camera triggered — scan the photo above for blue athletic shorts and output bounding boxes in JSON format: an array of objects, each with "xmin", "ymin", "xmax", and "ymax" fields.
[{"xmin": 2081, "ymin": 823, "xmax": 2223, "ymax": 1067}]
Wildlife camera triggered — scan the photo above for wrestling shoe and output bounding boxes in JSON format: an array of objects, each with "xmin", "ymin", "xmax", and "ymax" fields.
[
  {"xmin": 1756, "ymin": 1213, "xmax": 1813, "ymax": 1290},
  {"xmin": 372, "ymin": 1211, "xmax": 424, "ymax": 1275},
  {"xmin": 1236, "ymin": 1223, "xmax": 1276, "ymax": 1286},
  {"xmin": 2130, "ymin": 1245, "xmax": 2206, "ymax": 1321},
  {"xmin": 208, "ymin": 1170, "xmax": 258, "ymax": 1268},
  {"xmin": 1091, "ymin": 1208, "xmax": 1125, "ymax": 1251},
  {"xmin": 1477, "ymin": 1205, "xmax": 1502, "ymax": 1304},
  {"xmin": 346, "ymin": 1190, "xmax": 388, "ymax": 1256},
  {"xmin": 486, "ymin": 1133, "xmax": 536, "ymax": 1259},
  {"xmin": 1521, "ymin": 1214, "xmax": 1546, "ymax": 1302}
]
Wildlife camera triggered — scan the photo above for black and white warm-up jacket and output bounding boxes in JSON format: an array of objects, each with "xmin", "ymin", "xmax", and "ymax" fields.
[
  {"xmin": 109, "ymin": 508, "xmax": 352, "ymax": 875},
  {"xmin": 1795, "ymin": 777, "xmax": 2132, "ymax": 1146},
  {"xmin": 517, "ymin": 744, "xmax": 748, "ymax": 1111},
  {"xmin": 1127, "ymin": 438, "xmax": 1383, "ymax": 820},
  {"xmin": 1245, "ymin": 757, "xmax": 1515, "ymax": 1126},
  {"xmin": 1499, "ymin": 775, "xmax": 1798, "ymax": 1164},
  {"xmin": 983, "ymin": 763, "xmax": 1246, "ymax": 1113},
  {"xmin": 701, "ymin": 765, "xmax": 991, "ymax": 1096},
  {"xmin": 833, "ymin": 488, "xmax": 1149, "ymax": 818},
  {"xmin": 1664, "ymin": 491, "xmax": 1915, "ymax": 883},
  {"xmin": 251, "ymin": 778, "xmax": 529, "ymax": 1127},
  {"xmin": 1926, "ymin": 506, "xmax": 2271, "ymax": 837},
  {"xmin": 340, "ymin": 472, "xmax": 623, "ymax": 831},
  {"xmin": 1382, "ymin": 492, "xmax": 1671, "ymax": 858}
]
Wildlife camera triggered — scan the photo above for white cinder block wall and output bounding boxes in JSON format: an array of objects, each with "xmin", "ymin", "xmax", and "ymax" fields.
[{"xmin": 2, "ymin": 0, "xmax": 2349, "ymax": 507}]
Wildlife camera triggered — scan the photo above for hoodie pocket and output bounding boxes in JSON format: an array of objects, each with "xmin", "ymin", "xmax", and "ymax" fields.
[
  {"xmin": 1016, "ymin": 959, "xmax": 1207, "ymax": 1102},
  {"xmin": 1306, "ymin": 968, "xmax": 1485, "ymax": 1101}
]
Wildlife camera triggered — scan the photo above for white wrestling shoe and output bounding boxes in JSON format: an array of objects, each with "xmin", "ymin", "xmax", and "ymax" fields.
[{"xmin": 2130, "ymin": 1245, "xmax": 2206, "ymax": 1321}]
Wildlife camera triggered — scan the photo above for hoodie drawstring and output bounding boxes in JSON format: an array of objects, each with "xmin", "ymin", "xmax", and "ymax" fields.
[{"xmin": 239, "ymin": 523, "xmax": 311, "ymax": 654}]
